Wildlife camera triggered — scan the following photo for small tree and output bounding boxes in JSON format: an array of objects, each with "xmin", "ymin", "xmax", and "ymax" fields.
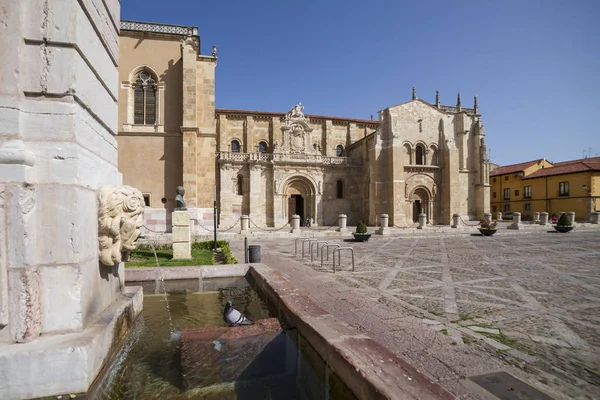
[
  {"xmin": 356, "ymin": 220, "xmax": 368, "ymax": 234},
  {"xmin": 557, "ymin": 213, "xmax": 571, "ymax": 227}
]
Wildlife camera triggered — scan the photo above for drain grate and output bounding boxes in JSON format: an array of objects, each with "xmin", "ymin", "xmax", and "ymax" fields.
[{"xmin": 468, "ymin": 371, "xmax": 554, "ymax": 400}]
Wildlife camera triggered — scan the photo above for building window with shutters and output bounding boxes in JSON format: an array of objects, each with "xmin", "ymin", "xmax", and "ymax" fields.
[
  {"xmin": 524, "ymin": 186, "xmax": 532, "ymax": 199},
  {"xmin": 133, "ymin": 70, "xmax": 157, "ymax": 125},
  {"xmin": 559, "ymin": 182, "xmax": 569, "ymax": 196},
  {"xmin": 503, "ymin": 188, "xmax": 510, "ymax": 200}
]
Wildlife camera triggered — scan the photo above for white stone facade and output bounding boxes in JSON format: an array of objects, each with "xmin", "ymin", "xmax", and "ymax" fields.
[{"xmin": 0, "ymin": 1, "xmax": 143, "ymax": 399}]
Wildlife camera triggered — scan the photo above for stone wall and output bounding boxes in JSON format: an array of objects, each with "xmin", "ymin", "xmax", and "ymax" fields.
[{"xmin": 0, "ymin": 0, "xmax": 123, "ymax": 342}]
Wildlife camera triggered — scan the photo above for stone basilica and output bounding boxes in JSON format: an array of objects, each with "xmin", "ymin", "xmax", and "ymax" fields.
[{"xmin": 117, "ymin": 20, "xmax": 490, "ymax": 232}]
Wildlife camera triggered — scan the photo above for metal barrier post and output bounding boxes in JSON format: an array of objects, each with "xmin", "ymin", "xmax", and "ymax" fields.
[
  {"xmin": 311, "ymin": 240, "xmax": 328, "ymax": 262},
  {"xmin": 333, "ymin": 247, "xmax": 355, "ymax": 274},
  {"xmin": 294, "ymin": 238, "xmax": 310, "ymax": 256},
  {"xmin": 321, "ymin": 244, "xmax": 340, "ymax": 269},
  {"xmin": 302, "ymin": 239, "xmax": 319, "ymax": 259}
]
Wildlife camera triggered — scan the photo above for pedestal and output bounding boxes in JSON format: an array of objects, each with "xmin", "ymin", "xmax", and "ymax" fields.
[
  {"xmin": 240, "ymin": 214, "xmax": 250, "ymax": 234},
  {"xmin": 508, "ymin": 212, "xmax": 522, "ymax": 230},
  {"xmin": 337, "ymin": 214, "xmax": 347, "ymax": 232},
  {"xmin": 591, "ymin": 212, "xmax": 599, "ymax": 224},
  {"xmin": 417, "ymin": 213, "xmax": 427, "ymax": 229},
  {"xmin": 376, "ymin": 213, "xmax": 389, "ymax": 235},
  {"xmin": 539, "ymin": 212, "xmax": 549, "ymax": 225},
  {"xmin": 290, "ymin": 215, "xmax": 300, "ymax": 233},
  {"xmin": 172, "ymin": 210, "xmax": 191, "ymax": 259},
  {"xmin": 451, "ymin": 213, "xmax": 460, "ymax": 228}
]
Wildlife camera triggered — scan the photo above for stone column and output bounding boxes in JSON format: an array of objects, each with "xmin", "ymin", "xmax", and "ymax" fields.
[
  {"xmin": 497, "ymin": 212, "xmax": 502, "ymax": 221},
  {"xmin": 533, "ymin": 212, "xmax": 540, "ymax": 223},
  {"xmin": 172, "ymin": 211, "xmax": 192, "ymax": 259},
  {"xmin": 337, "ymin": 214, "xmax": 347, "ymax": 232},
  {"xmin": 240, "ymin": 215, "xmax": 250, "ymax": 234},
  {"xmin": 417, "ymin": 213, "xmax": 427, "ymax": 229},
  {"xmin": 508, "ymin": 212, "xmax": 522, "ymax": 230},
  {"xmin": 376, "ymin": 213, "xmax": 389, "ymax": 235},
  {"xmin": 590, "ymin": 212, "xmax": 599, "ymax": 224},
  {"xmin": 451, "ymin": 213, "xmax": 460, "ymax": 228},
  {"xmin": 0, "ymin": 1, "xmax": 143, "ymax": 398},
  {"xmin": 290, "ymin": 214, "xmax": 301, "ymax": 233},
  {"xmin": 566, "ymin": 212, "xmax": 575, "ymax": 225},
  {"xmin": 539, "ymin": 212, "xmax": 549, "ymax": 225}
]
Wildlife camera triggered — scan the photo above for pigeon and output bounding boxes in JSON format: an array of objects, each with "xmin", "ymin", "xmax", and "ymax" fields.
[{"xmin": 223, "ymin": 300, "xmax": 253, "ymax": 326}]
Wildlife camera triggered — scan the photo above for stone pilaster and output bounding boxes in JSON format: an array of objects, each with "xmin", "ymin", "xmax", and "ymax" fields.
[{"xmin": 249, "ymin": 163, "xmax": 265, "ymax": 226}]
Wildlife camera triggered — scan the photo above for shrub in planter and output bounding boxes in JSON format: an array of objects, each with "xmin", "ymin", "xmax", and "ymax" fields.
[
  {"xmin": 478, "ymin": 219, "xmax": 497, "ymax": 236},
  {"xmin": 353, "ymin": 220, "xmax": 371, "ymax": 242},
  {"xmin": 554, "ymin": 213, "xmax": 573, "ymax": 233}
]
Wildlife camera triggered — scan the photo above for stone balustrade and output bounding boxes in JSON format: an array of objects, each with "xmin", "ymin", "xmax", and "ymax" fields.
[{"xmin": 218, "ymin": 151, "xmax": 362, "ymax": 166}]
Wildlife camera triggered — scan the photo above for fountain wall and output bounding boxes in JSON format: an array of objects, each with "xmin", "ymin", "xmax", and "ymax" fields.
[{"xmin": 0, "ymin": 1, "xmax": 143, "ymax": 399}]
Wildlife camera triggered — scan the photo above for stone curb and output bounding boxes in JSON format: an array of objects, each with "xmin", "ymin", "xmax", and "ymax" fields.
[{"xmin": 249, "ymin": 263, "xmax": 455, "ymax": 400}]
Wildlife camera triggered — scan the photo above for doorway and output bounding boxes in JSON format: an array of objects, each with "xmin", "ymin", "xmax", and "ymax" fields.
[
  {"xmin": 289, "ymin": 194, "xmax": 304, "ymax": 224},
  {"xmin": 413, "ymin": 200, "xmax": 422, "ymax": 223}
]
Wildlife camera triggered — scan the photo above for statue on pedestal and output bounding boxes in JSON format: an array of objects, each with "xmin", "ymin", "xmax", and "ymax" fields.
[{"xmin": 175, "ymin": 186, "xmax": 187, "ymax": 210}]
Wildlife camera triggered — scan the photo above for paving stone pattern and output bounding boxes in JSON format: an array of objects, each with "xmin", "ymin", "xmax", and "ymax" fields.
[{"xmin": 235, "ymin": 230, "xmax": 600, "ymax": 400}]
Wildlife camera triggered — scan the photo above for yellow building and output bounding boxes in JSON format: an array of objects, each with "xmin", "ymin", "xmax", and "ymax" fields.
[{"xmin": 490, "ymin": 157, "xmax": 600, "ymax": 221}]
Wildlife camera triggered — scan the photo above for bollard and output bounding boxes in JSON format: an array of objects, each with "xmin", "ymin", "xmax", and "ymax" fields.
[
  {"xmin": 417, "ymin": 213, "xmax": 427, "ymax": 229},
  {"xmin": 566, "ymin": 212, "xmax": 575, "ymax": 225},
  {"xmin": 451, "ymin": 213, "xmax": 460, "ymax": 228},
  {"xmin": 244, "ymin": 237, "xmax": 248, "ymax": 263},
  {"xmin": 376, "ymin": 213, "xmax": 389, "ymax": 235},
  {"xmin": 496, "ymin": 212, "xmax": 502, "ymax": 221},
  {"xmin": 533, "ymin": 212, "xmax": 540, "ymax": 223},
  {"xmin": 539, "ymin": 212, "xmax": 549, "ymax": 225},
  {"xmin": 290, "ymin": 214, "xmax": 301, "ymax": 233},
  {"xmin": 337, "ymin": 214, "xmax": 347, "ymax": 232},
  {"xmin": 508, "ymin": 212, "xmax": 521, "ymax": 230},
  {"xmin": 483, "ymin": 212, "xmax": 492, "ymax": 224},
  {"xmin": 590, "ymin": 211, "xmax": 599, "ymax": 224},
  {"xmin": 240, "ymin": 215, "xmax": 250, "ymax": 233}
]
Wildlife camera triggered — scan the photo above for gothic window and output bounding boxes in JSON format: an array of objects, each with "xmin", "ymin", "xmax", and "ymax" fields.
[
  {"xmin": 336, "ymin": 145, "xmax": 344, "ymax": 157},
  {"xmin": 133, "ymin": 70, "xmax": 157, "ymax": 125},
  {"xmin": 231, "ymin": 140, "xmax": 240, "ymax": 153},
  {"xmin": 415, "ymin": 145, "xmax": 424, "ymax": 165},
  {"xmin": 336, "ymin": 179, "xmax": 344, "ymax": 199},
  {"xmin": 258, "ymin": 141, "xmax": 267, "ymax": 153},
  {"xmin": 236, "ymin": 175, "xmax": 243, "ymax": 195}
]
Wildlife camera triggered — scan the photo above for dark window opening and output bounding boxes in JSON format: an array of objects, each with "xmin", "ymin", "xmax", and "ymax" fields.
[
  {"xmin": 415, "ymin": 146, "xmax": 424, "ymax": 165},
  {"xmin": 336, "ymin": 145, "xmax": 344, "ymax": 157},
  {"xmin": 514, "ymin": 190, "xmax": 519, "ymax": 197},
  {"xmin": 236, "ymin": 175, "xmax": 243, "ymax": 195},
  {"xmin": 143, "ymin": 194, "xmax": 150, "ymax": 207},
  {"xmin": 258, "ymin": 141, "xmax": 267, "ymax": 153},
  {"xmin": 336, "ymin": 180, "xmax": 344, "ymax": 199},
  {"xmin": 133, "ymin": 70, "xmax": 157, "ymax": 125},
  {"xmin": 231, "ymin": 140, "xmax": 240, "ymax": 153}
]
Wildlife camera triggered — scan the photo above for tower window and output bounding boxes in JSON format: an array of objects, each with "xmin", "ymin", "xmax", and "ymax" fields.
[{"xmin": 133, "ymin": 70, "xmax": 157, "ymax": 125}]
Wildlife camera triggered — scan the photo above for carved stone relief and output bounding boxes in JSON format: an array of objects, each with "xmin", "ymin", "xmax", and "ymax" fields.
[{"xmin": 98, "ymin": 185, "xmax": 145, "ymax": 266}]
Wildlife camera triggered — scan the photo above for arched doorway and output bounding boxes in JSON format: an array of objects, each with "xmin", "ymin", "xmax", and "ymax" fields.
[
  {"xmin": 410, "ymin": 187, "xmax": 430, "ymax": 223},
  {"xmin": 282, "ymin": 176, "xmax": 316, "ymax": 226}
]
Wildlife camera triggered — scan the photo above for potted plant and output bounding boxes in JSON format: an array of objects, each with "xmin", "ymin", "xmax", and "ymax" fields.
[
  {"xmin": 478, "ymin": 219, "xmax": 497, "ymax": 236},
  {"xmin": 353, "ymin": 220, "xmax": 371, "ymax": 242},
  {"xmin": 553, "ymin": 213, "xmax": 573, "ymax": 233}
]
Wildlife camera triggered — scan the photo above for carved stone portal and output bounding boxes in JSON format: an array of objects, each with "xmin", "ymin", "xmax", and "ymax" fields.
[
  {"xmin": 98, "ymin": 185, "xmax": 145, "ymax": 266},
  {"xmin": 279, "ymin": 103, "xmax": 313, "ymax": 154}
]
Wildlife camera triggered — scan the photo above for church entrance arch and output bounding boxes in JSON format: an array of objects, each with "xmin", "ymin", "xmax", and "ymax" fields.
[
  {"xmin": 282, "ymin": 176, "xmax": 316, "ymax": 226},
  {"xmin": 409, "ymin": 187, "xmax": 430, "ymax": 223}
]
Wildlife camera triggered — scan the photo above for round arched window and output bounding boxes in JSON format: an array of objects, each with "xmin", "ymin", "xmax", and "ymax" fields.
[
  {"xmin": 336, "ymin": 145, "xmax": 344, "ymax": 157},
  {"xmin": 258, "ymin": 141, "xmax": 267, "ymax": 153},
  {"xmin": 231, "ymin": 140, "xmax": 240, "ymax": 153}
]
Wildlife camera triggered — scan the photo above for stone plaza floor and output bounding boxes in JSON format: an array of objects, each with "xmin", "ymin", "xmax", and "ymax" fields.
[{"xmin": 231, "ymin": 228, "xmax": 600, "ymax": 399}]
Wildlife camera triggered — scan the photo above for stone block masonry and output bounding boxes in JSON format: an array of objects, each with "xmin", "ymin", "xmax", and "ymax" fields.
[
  {"xmin": 172, "ymin": 210, "xmax": 192, "ymax": 259},
  {"xmin": 0, "ymin": 0, "xmax": 143, "ymax": 399}
]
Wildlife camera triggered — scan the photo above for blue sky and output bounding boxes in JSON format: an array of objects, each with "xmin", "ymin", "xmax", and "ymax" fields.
[{"xmin": 121, "ymin": 0, "xmax": 599, "ymax": 165}]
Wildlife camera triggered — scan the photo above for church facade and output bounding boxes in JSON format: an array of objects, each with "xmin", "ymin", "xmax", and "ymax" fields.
[{"xmin": 117, "ymin": 20, "xmax": 490, "ymax": 232}]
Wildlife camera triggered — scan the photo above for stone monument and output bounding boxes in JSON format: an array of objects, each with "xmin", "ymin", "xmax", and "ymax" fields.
[
  {"xmin": 0, "ymin": 1, "xmax": 144, "ymax": 399},
  {"xmin": 172, "ymin": 187, "xmax": 192, "ymax": 259}
]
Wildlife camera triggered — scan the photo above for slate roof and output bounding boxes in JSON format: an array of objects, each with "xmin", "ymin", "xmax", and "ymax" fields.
[{"xmin": 489, "ymin": 159, "xmax": 543, "ymax": 176}]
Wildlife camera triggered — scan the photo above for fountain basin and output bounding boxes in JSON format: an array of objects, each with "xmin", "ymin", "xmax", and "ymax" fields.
[{"xmin": 119, "ymin": 264, "xmax": 452, "ymax": 400}]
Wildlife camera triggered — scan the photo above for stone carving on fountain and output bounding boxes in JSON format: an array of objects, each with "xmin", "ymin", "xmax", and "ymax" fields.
[
  {"xmin": 98, "ymin": 185, "xmax": 145, "ymax": 266},
  {"xmin": 280, "ymin": 103, "xmax": 313, "ymax": 154}
]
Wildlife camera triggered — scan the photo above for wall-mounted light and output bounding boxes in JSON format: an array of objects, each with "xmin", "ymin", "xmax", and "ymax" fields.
[{"xmin": 582, "ymin": 184, "xmax": 590, "ymax": 193}]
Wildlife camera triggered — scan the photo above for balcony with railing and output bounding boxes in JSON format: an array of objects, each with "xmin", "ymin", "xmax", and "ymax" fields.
[{"xmin": 218, "ymin": 152, "xmax": 362, "ymax": 166}]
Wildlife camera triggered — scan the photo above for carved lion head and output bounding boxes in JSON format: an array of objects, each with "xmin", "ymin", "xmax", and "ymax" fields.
[{"xmin": 97, "ymin": 185, "xmax": 145, "ymax": 266}]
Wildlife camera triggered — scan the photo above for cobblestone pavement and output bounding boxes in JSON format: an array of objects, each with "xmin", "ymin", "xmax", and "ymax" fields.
[{"xmin": 233, "ymin": 229, "xmax": 600, "ymax": 399}]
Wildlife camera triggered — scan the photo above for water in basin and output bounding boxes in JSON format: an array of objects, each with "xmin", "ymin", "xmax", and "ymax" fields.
[{"xmin": 91, "ymin": 276, "xmax": 356, "ymax": 400}]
